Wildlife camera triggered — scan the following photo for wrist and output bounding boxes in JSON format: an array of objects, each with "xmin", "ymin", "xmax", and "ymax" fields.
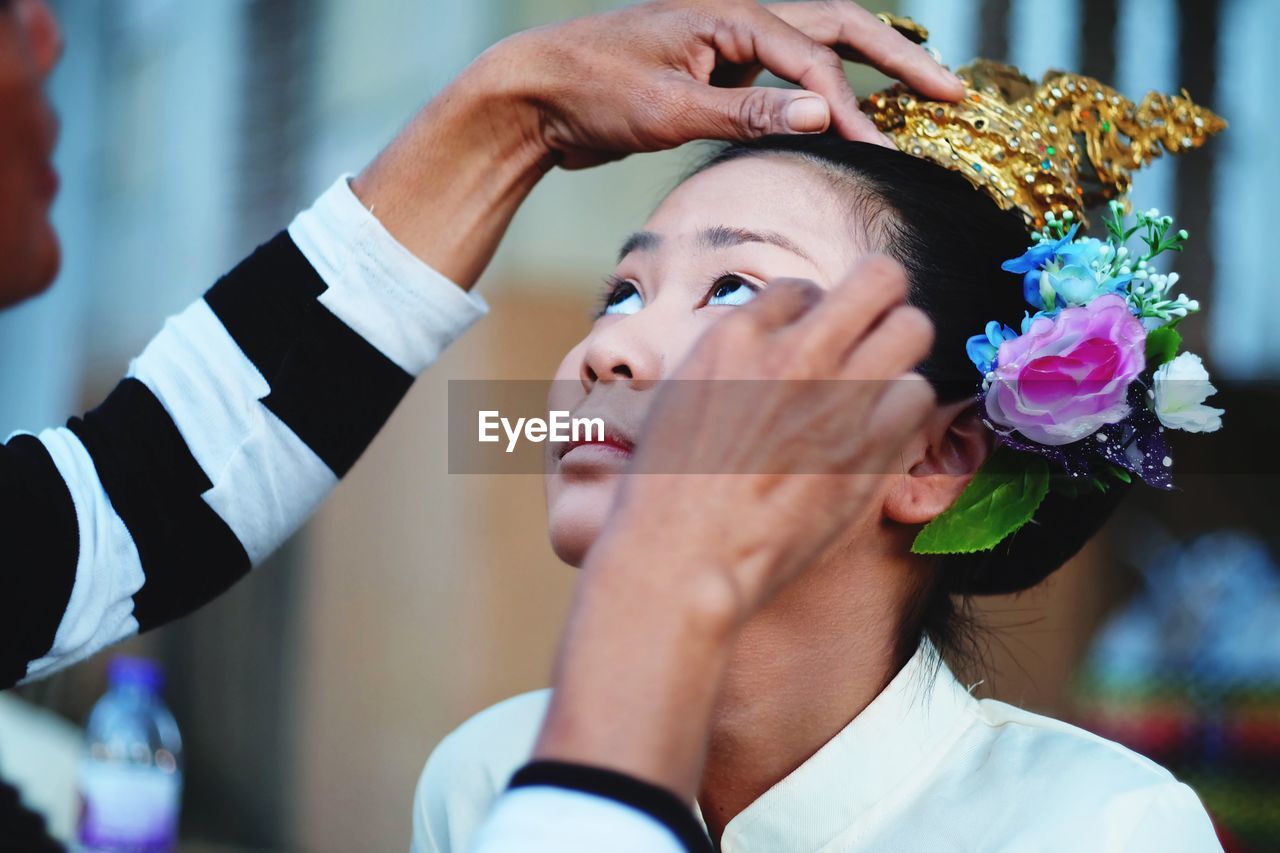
[
  {"xmin": 351, "ymin": 41, "xmax": 555, "ymax": 288},
  {"xmin": 533, "ymin": 531, "xmax": 744, "ymax": 798},
  {"xmin": 584, "ymin": 527, "xmax": 746, "ymax": 643},
  {"xmin": 452, "ymin": 34, "xmax": 557, "ymax": 169}
]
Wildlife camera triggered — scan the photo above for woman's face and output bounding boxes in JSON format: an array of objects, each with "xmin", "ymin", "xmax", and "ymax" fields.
[{"xmin": 544, "ymin": 155, "xmax": 870, "ymax": 565}]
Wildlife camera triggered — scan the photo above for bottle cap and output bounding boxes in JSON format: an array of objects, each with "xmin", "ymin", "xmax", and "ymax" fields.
[{"xmin": 107, "ymin": 656, "xmax": 164, "ymax": 693}]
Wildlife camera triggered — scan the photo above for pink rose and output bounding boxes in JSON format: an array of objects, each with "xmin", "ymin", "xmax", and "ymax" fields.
[{"xmin": 986, "ymin": 294, "xmax": 1146, "ymax": 446}]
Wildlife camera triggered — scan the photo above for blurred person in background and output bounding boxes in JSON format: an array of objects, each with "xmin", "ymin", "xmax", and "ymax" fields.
[{"xmin": 0, "ymin": 0, "xmax": 962, "ymax": 849}]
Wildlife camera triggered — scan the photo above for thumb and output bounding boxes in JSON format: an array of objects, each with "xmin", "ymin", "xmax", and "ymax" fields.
[{"xmin": 683, "ymin": 82, "xmax": 831, "ymax": 140}]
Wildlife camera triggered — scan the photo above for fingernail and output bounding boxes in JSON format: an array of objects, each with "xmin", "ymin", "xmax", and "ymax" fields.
[
  {"xmin": 784, "ymin": 95, "xmax": 829, "ymax": 133},
  {"xmin": 877, "ymin": 129, "xmax": 898, "ymax": 149}
]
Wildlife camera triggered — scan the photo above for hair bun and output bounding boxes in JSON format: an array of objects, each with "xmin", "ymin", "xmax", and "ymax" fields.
[{"xmin": 945, "ymin": 482, "xmax": 1131, "ymax": 595}]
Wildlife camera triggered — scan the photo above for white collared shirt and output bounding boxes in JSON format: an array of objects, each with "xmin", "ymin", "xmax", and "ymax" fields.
[{"xmin": 414, "ymin": 643, "xmax": 1222, "ymax": 852}]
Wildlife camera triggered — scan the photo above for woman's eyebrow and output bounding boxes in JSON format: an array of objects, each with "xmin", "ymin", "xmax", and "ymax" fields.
[
  {"xmin": 615, "ymin": 226, "xmax": 814, "ymax": 264},
  {"xmin": 617, "ymin": 231, "xmax": 662, "ymax": 261},
  {"xmin": 699, "ymin": 226, "xmax": 814, "ymax": 264}
]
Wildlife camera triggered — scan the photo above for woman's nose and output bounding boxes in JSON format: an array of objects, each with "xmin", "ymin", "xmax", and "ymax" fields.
[
  {"xmin": 19, "ymin": 0, "xmax": 63, "ymax": 79},
  {"xmin": 579, "ymin": 315, "xmax": 663, "ymax": 391}
]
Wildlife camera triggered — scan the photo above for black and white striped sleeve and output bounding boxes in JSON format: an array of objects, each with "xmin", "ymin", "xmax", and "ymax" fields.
[{"xmin": 1, "ymin": 176, "xmax": 487, "ymax": 688}]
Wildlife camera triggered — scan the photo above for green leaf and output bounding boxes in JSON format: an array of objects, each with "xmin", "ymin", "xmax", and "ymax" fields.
[
  {"xmin": 1145, "ymin": 326, "xmax": 1182, "ymax": 368},
  {"xmin": 911, "ymin": 448, "xmax": 1051, "ymax": 555},
  {"xmin": 1104, "ymin": 463, "xmax": 1132, "ymax": 485}
]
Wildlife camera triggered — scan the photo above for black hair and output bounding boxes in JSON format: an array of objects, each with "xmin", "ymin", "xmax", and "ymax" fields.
[{"xmin": 692, "ymin": 135, "xmax": 1129, "ymax": 667}]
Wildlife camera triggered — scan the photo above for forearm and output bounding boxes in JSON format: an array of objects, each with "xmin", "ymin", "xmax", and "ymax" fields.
[
  {"xmin": 533, "ymin": 534, "xmax": 742, "ymax": 800},
  {"xmin": 351, "ymin": 38, "xmax": 554, "ymax": 290},
  {"xmin": 7, "ymin": 180, "xmax": 486, "ymax": 688}
]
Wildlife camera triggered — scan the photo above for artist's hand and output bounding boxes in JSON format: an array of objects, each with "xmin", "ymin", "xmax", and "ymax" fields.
[
  {"xmin": 604, "ymin": 255, "xmax": 936, "ymax": 615},
  {"xmin": 535, "ymin": 256, "xmax": 936, "ymax": 797},
  {"xmin": 494, "ymin": 0, "xmax": 963, "ymax": 168},
  {"xmin": 354, "ymin": 1, "xmax": 962, "ymax": 286}
]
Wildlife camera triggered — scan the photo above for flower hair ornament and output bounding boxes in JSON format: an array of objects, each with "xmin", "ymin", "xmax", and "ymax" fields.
[{"xmin": 863, "ymin": 16, "xmax": 1228, "ymax": 555}]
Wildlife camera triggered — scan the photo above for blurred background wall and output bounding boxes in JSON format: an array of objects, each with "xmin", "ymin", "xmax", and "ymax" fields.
[{"xmin": 0, "ymin": 0, "xmax": 1276, "ymax": 850}]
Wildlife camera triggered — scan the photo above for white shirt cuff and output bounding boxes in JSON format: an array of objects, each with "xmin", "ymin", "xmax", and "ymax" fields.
[
  {"xmin": 471, "ymin": 787, "xmax": 687, "ymax": 853},
  {"xmin": 287, "ymin": 174, "xmax": 487, "ymax": 375}
]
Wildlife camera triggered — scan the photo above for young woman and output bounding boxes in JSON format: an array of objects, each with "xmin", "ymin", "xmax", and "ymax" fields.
[{"xmin": 410, "ymin": 136, "xmax": 1222, "ymax": 851}]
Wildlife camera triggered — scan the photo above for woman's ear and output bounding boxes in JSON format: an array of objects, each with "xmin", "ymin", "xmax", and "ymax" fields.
[{"xmin": 883, "ymin": 402, "xmax": 993, "ymax": 525}]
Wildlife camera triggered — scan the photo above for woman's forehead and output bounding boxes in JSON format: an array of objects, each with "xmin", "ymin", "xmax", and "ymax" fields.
[{"xmin": 638, "ymin": 156, "xmax": 857, "ymax": 267}]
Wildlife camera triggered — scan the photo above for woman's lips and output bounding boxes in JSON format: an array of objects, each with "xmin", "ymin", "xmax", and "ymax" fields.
[
  {"xmin": 557, "ymin": 430, "xmax": 635, "ymax": 464},
  {"xmin": 35, "ymin": 161, "xmax": 59, "ymax": 200}
]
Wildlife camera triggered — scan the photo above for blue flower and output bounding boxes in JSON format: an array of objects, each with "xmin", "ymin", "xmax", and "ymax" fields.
[
  {"xmin": 1022, "ymin": 270, "xmax": 1045, "ymax": 309},
  {"xmin": 1021, "ymin": 310, "xmax": 1053, "ymax": 335},
  {"xmin": 1001, "ymin": 224, "xmax": 1079, "ymax": 275},
  {"xmin": 965, "ymin": 320, "xmax": 1019, "ymax": 375},
  {"xmin": 1038, "ymin": 237, "xmax": 1132, "ymax": 309}
]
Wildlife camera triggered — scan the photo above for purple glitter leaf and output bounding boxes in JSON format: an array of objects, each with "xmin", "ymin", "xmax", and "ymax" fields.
[{"xmin": 978, "ymin": 383, "xmax": 1175, "ymax": 490}]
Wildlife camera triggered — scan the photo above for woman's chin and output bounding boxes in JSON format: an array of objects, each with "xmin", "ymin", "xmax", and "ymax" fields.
[
  {"xmin": 546, "ymin": 482, "xmax": 615, "ymax": 568},
  {"xmin": 0, "ymin": 216, "xmax": 59, "ymax": 309},
  {"xmin": 549, "ymin": 530, "xmax": 592, "ymax": 567}
]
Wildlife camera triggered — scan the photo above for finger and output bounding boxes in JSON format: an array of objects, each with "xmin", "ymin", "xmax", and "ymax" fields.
[
  {"xmin": 766, "ymin": 1, "xmax": 965, "ymax": 101},
  {"xmin": 790, "ymin": 254, "xmax": 910, "ymax": 361},
  {"xmin": 862, "ymin": 372, "xmax": 937, "ymax": 450},
  {"xmin": 679, "ymin": 80, "xmax": 832, "ymax": 137},
  {"xmin": 708, "ymin": 4, "xmax": 891, "ymax": 146},
  {"xmin": 842, "ymin": 304, "xmax": 935, "ymax": 379},
  {"xmin": 735, "ymin": 277, "xmax": 824, "ymax": 330}
]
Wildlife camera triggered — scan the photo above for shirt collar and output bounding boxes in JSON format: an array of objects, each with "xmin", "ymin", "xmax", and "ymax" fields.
[{"xmin": 711, "ymin": 642, "xmax": 979, "ymax": 852}]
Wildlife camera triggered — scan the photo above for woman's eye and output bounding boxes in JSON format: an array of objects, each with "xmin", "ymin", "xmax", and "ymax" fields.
[
  {"xmin": 602, "ymin": 281, "xmax": 643, "ymax": 316},
  {"xmin": 706, "ymin": 274, "xmax": 760, "ymax": 307}
]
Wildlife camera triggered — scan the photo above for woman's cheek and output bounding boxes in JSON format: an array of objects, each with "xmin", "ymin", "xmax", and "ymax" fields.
[
  {"xmin": 668, "ymin": 310, "xmax": 728, "ymax": 365},
  {"xmin": 552, "ymin": 339, "xmax": 588, "ymax": 382}
]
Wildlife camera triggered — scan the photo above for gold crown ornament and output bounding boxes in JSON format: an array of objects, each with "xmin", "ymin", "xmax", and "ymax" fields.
[{"xmin": 860, "ymin": 18, "xmax": 1226, "ymax": 230}]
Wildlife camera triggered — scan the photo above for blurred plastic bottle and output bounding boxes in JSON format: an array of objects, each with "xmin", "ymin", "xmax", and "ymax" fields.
[{"xmin": 76, "ymin": 657, "xmax": 183, "ymax": 852}]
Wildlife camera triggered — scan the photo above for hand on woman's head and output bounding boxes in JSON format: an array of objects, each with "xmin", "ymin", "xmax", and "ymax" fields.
[{"xmin": 495, "ymin": 0, "xmax": 963, "ymax": 169}]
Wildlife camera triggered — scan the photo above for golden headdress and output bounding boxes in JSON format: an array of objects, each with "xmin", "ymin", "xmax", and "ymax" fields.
[{"xmin": 860, "ymin": 15, "xmax": 1226, "ymax": 230}]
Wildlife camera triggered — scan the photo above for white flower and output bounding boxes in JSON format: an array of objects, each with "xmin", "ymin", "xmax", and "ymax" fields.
[{"xmin": 1152, "ymin": 352, "xmax": 1224, "ymax": 432}]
